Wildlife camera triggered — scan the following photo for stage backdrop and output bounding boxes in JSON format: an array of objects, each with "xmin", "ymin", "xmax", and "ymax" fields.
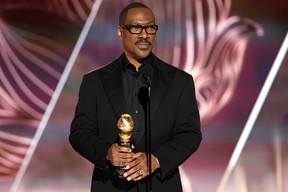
[{"xmin": 0, "ymin": 0, "xmax": 287, "ymax": 192}]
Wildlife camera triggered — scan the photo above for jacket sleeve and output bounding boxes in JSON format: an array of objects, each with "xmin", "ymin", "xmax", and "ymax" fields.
[{"xmin": 69, "ymin": 74, "xmax": 111, "ymax": 170}]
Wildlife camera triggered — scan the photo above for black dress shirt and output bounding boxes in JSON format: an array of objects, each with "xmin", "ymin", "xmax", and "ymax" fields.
[{"xmin": 121, "ymin": 54, "xmax": 153, "ymax": 144}]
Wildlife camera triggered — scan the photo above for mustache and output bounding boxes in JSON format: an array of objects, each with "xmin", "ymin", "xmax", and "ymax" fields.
[{"xmin": 135, "ymin": 39, "xmax": 152, "ymax": 46}]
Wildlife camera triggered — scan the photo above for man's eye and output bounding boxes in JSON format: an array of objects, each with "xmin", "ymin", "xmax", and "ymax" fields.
[{"xmin": 131, "ymin": 26, "xmax": 141, "ymax": 30}]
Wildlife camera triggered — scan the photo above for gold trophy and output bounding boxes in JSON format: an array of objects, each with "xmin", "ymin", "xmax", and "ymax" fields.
[{"xmin": 115, "ymin": 114, "xmax": 134, "ymax": 178}]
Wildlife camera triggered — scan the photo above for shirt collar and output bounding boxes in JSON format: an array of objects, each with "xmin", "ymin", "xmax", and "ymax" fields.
[{"xmin": 121, "ymin": 53, "xmax": 154, "ymax": 72}]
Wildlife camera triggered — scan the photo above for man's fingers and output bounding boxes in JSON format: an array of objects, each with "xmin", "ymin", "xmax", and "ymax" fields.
[
  {"xmin": 118, "ymin": 146, "xmax": 132, "ymax": 153},
  {"xmin": 123, "ymin": 154, "xmax": 148, "ymax": 181},
  {"xmin": 123, "ymin": 152, "xmax": 157, "ymax": 181},
  {"xmin": 107, "ymin": 143, "xmax": 134, "ymax": 166},
  {"xmin": 124, "ymin": 166, "xmax": 146, "ymax": 181}
]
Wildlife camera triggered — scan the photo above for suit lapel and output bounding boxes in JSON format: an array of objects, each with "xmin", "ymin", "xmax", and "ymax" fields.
[
  {"xmin": 99, "ymin": 59, "xmax": 128, "ymax": 119},
  {"xmin": 134, "ymin": 58, "xmax": 174, "ymax": 146},
  {"xmin": 150, "ymin": 66, "xmax": 174, "ymax": 119}
]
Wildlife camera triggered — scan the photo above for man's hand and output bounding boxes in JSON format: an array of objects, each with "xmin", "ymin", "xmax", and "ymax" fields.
[
  {"xmin": 106, "ymin": 143, "xmax": 134, "ymax": 167},
  {"xmin": 123, "ymin": 152, "xmax": 160, "ymax": 181}
]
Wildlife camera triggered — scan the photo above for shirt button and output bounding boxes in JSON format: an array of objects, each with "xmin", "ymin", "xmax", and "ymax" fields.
[{"xmin": 135, "ymin": 110, "xmax": 138, "ymax": 114}]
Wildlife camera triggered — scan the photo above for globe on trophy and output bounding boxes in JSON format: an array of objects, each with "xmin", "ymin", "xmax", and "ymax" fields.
[{"xmin": 114, "ymin": 114, "xmax": 134, "ymax": 178}]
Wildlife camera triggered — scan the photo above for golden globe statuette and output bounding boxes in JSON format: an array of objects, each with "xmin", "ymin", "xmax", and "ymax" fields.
[{"xmin": 115, "ymin": 114, "xmax": 134, "ymax": 178}]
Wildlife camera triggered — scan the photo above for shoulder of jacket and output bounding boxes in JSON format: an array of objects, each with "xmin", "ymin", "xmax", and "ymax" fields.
[
  {"xmin": 154, "ymin": 55, "xmax": 192, "ymax": 78},
  {"xmin": 84, "ymin": 56, "xmax": 121, "ymax": 78}
]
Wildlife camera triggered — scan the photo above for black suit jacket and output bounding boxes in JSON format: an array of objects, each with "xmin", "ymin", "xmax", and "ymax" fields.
[{"xmin": 69, "ymin": 53, "xmax": 202, "ymax": 192}]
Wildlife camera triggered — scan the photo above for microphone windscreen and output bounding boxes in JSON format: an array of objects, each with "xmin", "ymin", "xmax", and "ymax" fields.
[{"xmin": 142, "ymin": 65, "xmax": 153, "ymax": 82}]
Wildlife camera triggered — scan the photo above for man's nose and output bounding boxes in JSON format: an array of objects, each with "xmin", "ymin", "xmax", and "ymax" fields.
[{"xmin": 139, "ymin": 28, "xmax": 148, "ymax": 38}]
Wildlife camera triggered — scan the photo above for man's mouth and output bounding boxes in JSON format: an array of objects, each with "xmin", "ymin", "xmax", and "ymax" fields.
[
  {"xmin": 137, "ymin": 43, "xmax": 150, "ymax": 48},
  {"xmin": 135, "ymin": 40, "xmax": 151, "ymax": 47}
]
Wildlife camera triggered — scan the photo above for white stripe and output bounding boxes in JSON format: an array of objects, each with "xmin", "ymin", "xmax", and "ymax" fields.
[
  {"xmin": 217, "ymin": 31, "xmax": 288, "ymax": 192},
  {"xmin": 9, "ymin": 1, "xmax": 103, "ymax": 191}
]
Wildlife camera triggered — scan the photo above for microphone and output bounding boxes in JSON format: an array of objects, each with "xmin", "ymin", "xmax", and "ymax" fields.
[
  {"xmin": 142, "ymin": 64, "xmax": 153, "ymax": 192},
  {"xmin": 142, "ymin": 65, "xmax": 153, "ymax": 87}
]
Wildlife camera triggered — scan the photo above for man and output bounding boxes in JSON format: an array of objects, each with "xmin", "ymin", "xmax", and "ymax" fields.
[{"xmin": 69, "ymin": 2, "xmax": 202, "ymax": 192}]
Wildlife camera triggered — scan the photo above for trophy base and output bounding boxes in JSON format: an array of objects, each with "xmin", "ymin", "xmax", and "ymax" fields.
[
  {"xmin": 118, "ymin": 140, "xmax": 132, "ymax": 148},
  {"xmin": 115, "ymin": 139, "xmax": 132, "ymax": 179},
  {"xmin": 114, "ymin": 166, "xmax": 126, "ymax": 179}
]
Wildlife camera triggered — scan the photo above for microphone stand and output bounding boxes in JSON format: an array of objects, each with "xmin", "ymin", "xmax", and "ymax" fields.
[{"xmin": 146, "ymin": 77, "xmax": 152, "ymax": 192}]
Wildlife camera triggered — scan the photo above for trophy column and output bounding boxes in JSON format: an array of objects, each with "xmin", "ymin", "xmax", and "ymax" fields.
[{"xmin": 114, "ymin": 114, "xmax": 134, "ymax": 178}]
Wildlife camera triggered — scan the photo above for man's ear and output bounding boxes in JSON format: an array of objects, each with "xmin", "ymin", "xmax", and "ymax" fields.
[{"xmin": 117, "ymin": 26, "xmax": 122, "ymax": 39}]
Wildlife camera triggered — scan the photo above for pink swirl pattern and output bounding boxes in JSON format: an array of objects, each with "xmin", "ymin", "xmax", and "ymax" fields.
[{"xmin": 0, "ymin": 0, "xmax": 265, "ymax": 191}]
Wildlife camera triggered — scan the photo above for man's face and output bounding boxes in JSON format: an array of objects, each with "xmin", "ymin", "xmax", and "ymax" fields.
[{"xmin": 118, "ymin": 7, "xmax": 157, "ymax": 63}]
